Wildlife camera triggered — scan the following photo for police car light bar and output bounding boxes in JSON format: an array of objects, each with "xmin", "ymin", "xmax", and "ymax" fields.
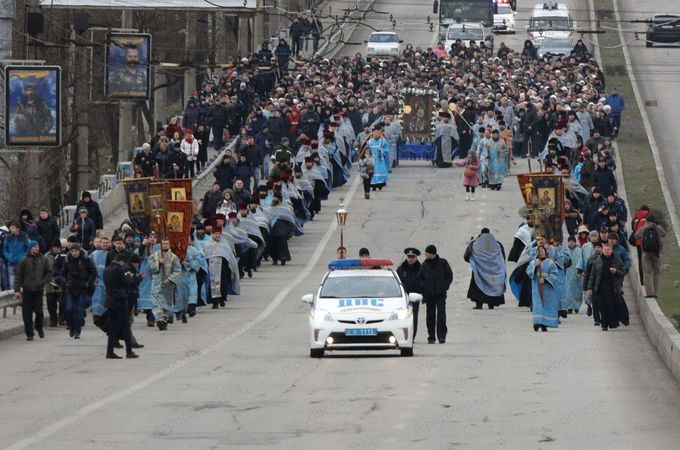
[{"xmin": 328, "ymin": 258, "xmax": 394, "ymax": 269}]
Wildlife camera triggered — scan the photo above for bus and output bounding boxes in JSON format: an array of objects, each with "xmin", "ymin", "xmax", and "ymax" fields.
[{"xmin": 433, "ymin": 0, "xmax": 496, "ymax": 38}]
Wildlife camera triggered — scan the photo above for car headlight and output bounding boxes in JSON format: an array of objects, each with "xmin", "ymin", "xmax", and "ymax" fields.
[
  {"xmin": 310, "ymin": 309, "xmax": 333, "ymax": 321},
  {"xmin": 389, "ymin": 308, "xmax": 412, "ymax": 321}
]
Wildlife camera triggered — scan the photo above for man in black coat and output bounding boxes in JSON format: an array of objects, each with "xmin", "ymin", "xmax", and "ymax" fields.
[
  {"xmin": 103, "ymin": 252, "xmax": 138, "ymax": 359},
  {"xmin": 36, "ymin": 208, "xmax": 60, "ymax": 250},
  {"xmin": 76, "ymin": 191, "xmax": 104, "ymax": 231},
  {"xmin": 59, "ymin": 243, "xmax": 97, "ymax": 339},
  {"xmin": 210, "ymin": 100, "xmax": 230, "ymax": 150},
  {"xmin": 396, "ymin": 248, "xmax": 423, "ymax": 342},
  {"xmin": 13, "ymin": 240, "xmax": 51, "ymax": 340},
  {"xmin": 418, "ymin": 245, "xmax": 453, "ymax": 344},
  {"xmin": 592, "ymin": 158, "xmax": 617, "ymax": 197}
]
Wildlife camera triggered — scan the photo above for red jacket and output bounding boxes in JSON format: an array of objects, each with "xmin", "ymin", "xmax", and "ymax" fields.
[
  {"xmin": 631, "ymin": 209, "xmax": 649, "ymax": 246},
  {"xmin": 288, "ymin": 109, "xmax": 300, "ymax": 135}
]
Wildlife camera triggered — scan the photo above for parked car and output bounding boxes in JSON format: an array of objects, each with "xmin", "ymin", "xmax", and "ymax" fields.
[
  {"xmin": 365, "ymin": 31, "xmax": 403, "ymax": 57},
  {"xmin": 493, "ymin": 2, "xmax": 517, "ymax": 33},
  {"xmin": 646, "ymin": 14, "xmax": 680, "ymax": 47},
  {"xmin": 444, "ymin": 23, "xmax": 494, "ymax": 51}
]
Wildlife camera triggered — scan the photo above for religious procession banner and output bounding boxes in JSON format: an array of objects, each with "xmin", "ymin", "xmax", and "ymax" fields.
[
  {"xmin": 165, "ymin": 179, "xmax": 192, "ymax": 202},
  {"xmin": 399, "ymin": 87, "xmax": 437, "ymax": 142},
  {"xmin": 516, "ymin": 174, "xmax": 565, "ymax": 243},
  {"xmin": 166, "ymin": 200, "xmax": 193, "ymax": 260},
  {"xmin": 148, "ymin": 181, "xmax": 166, "ymax": 235},
  {"xmin": 121, "ymin": 177, "xmax": 152, "ymax": 234}
]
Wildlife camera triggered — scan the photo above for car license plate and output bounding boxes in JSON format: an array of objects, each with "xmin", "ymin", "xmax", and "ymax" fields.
[{"xmin": 345, "ymin": 328, "xmax": 378, "ymax": 336}]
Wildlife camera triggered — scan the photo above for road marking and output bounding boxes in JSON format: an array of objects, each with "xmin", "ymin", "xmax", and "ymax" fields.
[
  {"xmin": 608, "ymin": 0, "xmax": 680, "ymax": 249},
  {"xmin": 3, "ymin": 175, "xmax": 362, "ymax": 450}
]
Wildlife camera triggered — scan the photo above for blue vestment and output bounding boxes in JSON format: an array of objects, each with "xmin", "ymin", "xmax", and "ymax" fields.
[
  {"xmin": 367, "ymin": 137, "xmax": 390, "ymax": 185},
  {"xmin": 89, "ymin": 250, "xmax": 108, "ymax": 316},
  {"xmin": 564, "ymin": 246, "xmax": 583, "ymax": 310},
  {"xmin": 527, "ymin": 257, "xmax": 560, "ymax": 328}
]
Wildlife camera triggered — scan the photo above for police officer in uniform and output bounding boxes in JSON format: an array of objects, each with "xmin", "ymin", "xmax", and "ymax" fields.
[{"xmin": 396, "ymin": 248, "xmax": 423, "ymax": 341}]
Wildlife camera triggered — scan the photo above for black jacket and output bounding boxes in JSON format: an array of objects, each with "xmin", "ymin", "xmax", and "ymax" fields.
[
  {"xmin": 201, "ymin": 189, "xmax": 224, "ymax": 217},
  {"xmin": 36, "ymin": 216, "xmax": 60, "ymax": 249},
  {"xmin": 76, "ymin": 199, "xmax": 104, "ymax": 230},
  {"xmin": 125, "ymin": 263, "xmax": 144, "ymax": 310},
  {"xmin": 417, "ymin": 256, "xmax": 453, "ymax": 299},
  {"xmin": 14, "ymin": 252, "xmax": 51, "ymax": 292},
  {"xmin": 61, "ymin": 250, "xmax": 97, "ymax": 295},
  {"xmin": 396, "ymin": 260, "xmax": 423, "ymax": 294},
  {"xmin": 104, "ymin": 262, "xmax": 128, "ymax": 309},
  {"xmin": 586, "ymin": 254, "xmax": 625, "ymax": 295},
  {"xmin": 593, "ymin": 166, "xmax": 617, "ymax": 197},
  {"xmin": 214, "ymin": 162, "xmax": 236, "ymax": 191}
]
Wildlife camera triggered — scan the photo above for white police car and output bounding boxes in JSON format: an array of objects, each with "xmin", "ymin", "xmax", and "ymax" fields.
[{"xmin": 302, "ymin": 258, "xmax": 422, "ymax": 358}]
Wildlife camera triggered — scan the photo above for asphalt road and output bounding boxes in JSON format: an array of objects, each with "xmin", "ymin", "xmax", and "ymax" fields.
[
  {"xmin": 2, "ymin": 2, "xmax": 680, "ymax": 450},
  {"xmin": 616, "ymin": 0, "xmax": 680, "ymax": 227}
]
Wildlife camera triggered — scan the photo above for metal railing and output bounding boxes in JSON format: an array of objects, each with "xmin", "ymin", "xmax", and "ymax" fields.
[{"xmin": 0, "ymin": 290, "xmax": 20, "ymax": 318}]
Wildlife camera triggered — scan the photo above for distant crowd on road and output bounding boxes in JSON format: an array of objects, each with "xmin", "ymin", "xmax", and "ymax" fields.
[{"xmin": 1, "ymin": 30, "xmax": 667, "ymax": 353}]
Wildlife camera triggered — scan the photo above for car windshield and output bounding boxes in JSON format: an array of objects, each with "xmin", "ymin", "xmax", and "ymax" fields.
[
  {"xmin": 369, "ymin": 34, "xmax": 399, "ymax": 43},
  {"xmin": 529, "ymin": 16, "xmax": 573, "ymax": 30},
  {"xmin": 653, "ymin": 16, "xmax": 680, "ymax": 28},
  {"xmin": 320, "ymin": 276, "xmax": 402, "ymax": 298},
  {"xmin": 497, "ymin": 5, "xmax": 513, "ymax": 15},
  {"xmin": 542, "ymin": 39, "xmax": 573, "ymax": 48},
  {"xmin": 447, "ymin": 27, "xmax": 484, "ymax": 40}
]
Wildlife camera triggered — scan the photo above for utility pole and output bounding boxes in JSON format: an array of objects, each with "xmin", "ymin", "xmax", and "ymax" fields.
[
  {"xmin": 0, "ymin": 0, "xmax": 16, "ymax": 147},
  {"xmin": 118, "ymin": 10, "xmax": 135, "ymax": 164},
  {"xmin": 183, "ymin": 12, "xmax": 197, "ymax": 102},
  {"xmin": 74, "ymin": 27, "xmax": 90, "ymax": 196}
]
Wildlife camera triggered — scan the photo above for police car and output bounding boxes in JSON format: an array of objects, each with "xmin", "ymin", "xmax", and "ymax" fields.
[{"xmin": 302, "ymin": 259, "xmax": 422, "ymax": 358}]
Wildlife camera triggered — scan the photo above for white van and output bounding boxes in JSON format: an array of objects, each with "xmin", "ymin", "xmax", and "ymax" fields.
[{"xmin": 527, "ymin": 2, "xmax": 575, "ymax": 44}]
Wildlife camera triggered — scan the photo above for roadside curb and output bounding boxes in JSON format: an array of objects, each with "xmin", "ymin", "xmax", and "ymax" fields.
[{"xmin": 590, "ymin": 0, "xmax": 680, "ymax": 383}]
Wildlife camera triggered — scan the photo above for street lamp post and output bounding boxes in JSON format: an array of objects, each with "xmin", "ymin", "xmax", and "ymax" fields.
[{"xmin": 335, "ymin": 197, "xmax": 348, "ymax": 250}]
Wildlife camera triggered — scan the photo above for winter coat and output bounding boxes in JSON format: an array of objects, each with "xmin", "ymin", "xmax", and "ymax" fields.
[
  {"xmin": 630, "ymin": 209, "xmax": 649, "ymax": 247},
  {"xmin": 417, "ymin": 256, "xmax": 453, "ymax": 300},
  {"xmin": 397, "ymin": 260, "xmax": 423, "ymax": 294},
  {"xmin": 70, "ymin": 216, "xmax": 96, "ymax": 250},
  {"xmin": 26, "ymin": 225, "xmax": 47, "ymax": 254},
  {"xmin": 214, "ymin": 161, "xmax": 236, "ymax": 190},
  {"xmin": 182, "ymin": 105, "xmax": 199, "ymax": 131},
  {"xmin": 239, "ymin": 144, "xmax": 261, "ymax": 168},
  {"xmin": 234, "ymin": 162, "xmax": 254, "ymax": 185},
  {"xmin": 103, "ymin": 262, "xmax": 129, "ymax": 309},
  {"xmin": 232, "ymin": 188, "xmax": 252, "ymax": 206},
  {"xmin": 579, "ymin": 159, "xmax": 595, "ymax": 190},
  {"xmin": 3, "ymin": 232, "xmax": 30, "ymax": 266},
  {"xmin": 61, "ymin": 250, "xmax": 97, "ymax": 296},
  {"xmin": 201, "ymin": 189, "xmax": 224, "ymax": 217},
  {"xmin": 586, "ymin": 254, "xmax": 625, "ymax": 295},
  {"xmin": 76, "ymin": 199, "xmax": 104, "ymax": 230},
  {"xmin": 593, "ymin": 166, "xmax": 617, "ymax": 197},
  {"xmin": 37, "ymin": 216, "xmax": 60, "ymax": 249},
  {"xmin": 14, "ymin": 252, "xmax": 51, "ymax": 292},
  {"xmin": 454, "ymin": 157, "xmax": 480, "ymax": 187}
]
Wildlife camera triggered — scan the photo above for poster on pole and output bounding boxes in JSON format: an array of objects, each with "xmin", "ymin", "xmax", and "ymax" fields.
[
  {"xmin": 105, "ymin": 33, "xmax": 151, "ymax": 99},
  {"xmin": 4, "ymin": 65, "xmax": 61, "ymax": 147}
]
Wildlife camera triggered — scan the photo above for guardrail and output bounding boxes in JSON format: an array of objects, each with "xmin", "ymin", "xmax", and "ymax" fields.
[{"xmin": 0, "ymin": 290, "xmax": 20, "ymax": 319}]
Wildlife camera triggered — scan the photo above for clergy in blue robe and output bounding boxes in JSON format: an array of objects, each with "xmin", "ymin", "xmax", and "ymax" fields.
[
  {"xmin": 464, "ymin": 229, "xmax": 506, "ymax": 309},
  {"xmin": 484, "ymin": 130, "xmax": 509, "ymax": 189},
  {"xmin": 204, "ymin": 226, "xmax": 237, "ymax": 307},
  {"xmin": 527, "ymin": 246, "xmax": 560, "ymax": 330},
  {"xmin": 176, "ymin": 237, "xmax": 201, "ymax": 319},
  {"xmin": 548, "ymin": 243, "xmax": 571, "ymax": 315},
  {"xmin": 383, "ymin": 115, "xmax": 403, "ymax": 168},
  {"xmin": 88, "ymin": 239, "xmax": 110, "ymax": 317},
  {"xmin": 149, "ymin": 239, "xmax": 182, "ymax": 329},
  {"xmin": 367, "ymin": 125, "xmax": 390, "ymax": 189},
  {"xmin": 576, "ymin": 231, "xmax": 600, "ymax": 309},
  {"xmin": 564, "ymin": 237, "xmax": 583, "ymax": 312}
]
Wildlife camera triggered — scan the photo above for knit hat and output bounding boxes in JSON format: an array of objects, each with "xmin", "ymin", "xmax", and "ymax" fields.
[
  {"xmin": 28, "ymin": 240, "xmax": 39, "ymax": 249},
  {"xmin": 425, "ymin": 244, "xmax": 437, "ymax": 254}
]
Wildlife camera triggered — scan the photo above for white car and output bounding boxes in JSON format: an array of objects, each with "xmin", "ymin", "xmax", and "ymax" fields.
[
  {"xmin": 303, "ymin": 258, "xmax": 421, "ymax": 358},
  {"xmin": 444, "ymin": 23, "xmax": 491, "ymax": 51},
  {"xmin": 493, "ymin": 2, "xmax": 516, "ymax": 33},
  {"xmin": 365, "ymin": 31, "xmax": 402, "ymax": 58}
]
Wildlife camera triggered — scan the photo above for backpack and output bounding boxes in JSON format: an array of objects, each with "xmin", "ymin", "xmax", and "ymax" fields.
[{"xmin": 641, "ymin": 226, "xmax": 660, "ymax": 254}]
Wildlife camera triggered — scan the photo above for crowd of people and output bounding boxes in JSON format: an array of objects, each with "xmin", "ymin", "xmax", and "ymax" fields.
[{"xmin": 0, "ymin": 30, "xmax": 668, "ymax": 350}]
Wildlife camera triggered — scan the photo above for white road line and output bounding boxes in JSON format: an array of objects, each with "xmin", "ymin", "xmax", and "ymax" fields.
[
  {"xmin": 609, "ymin": 0, "xmax": 680, "ymax": 249},
  {"xmin": 3, "ymin": 175, "xmax": 362, "ymax": 450}
]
